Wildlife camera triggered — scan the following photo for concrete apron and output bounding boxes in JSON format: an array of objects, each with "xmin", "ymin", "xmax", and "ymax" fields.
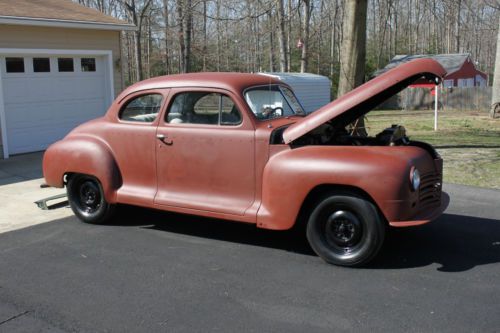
[{"xmin": 0, "ymin": 152, "xmax": 72, "ymax": 234}]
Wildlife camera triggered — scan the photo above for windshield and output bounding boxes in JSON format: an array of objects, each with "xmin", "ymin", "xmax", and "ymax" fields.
[{"xmin": 244, "ymin": 85, "xmax": 305, "ymax": 120}]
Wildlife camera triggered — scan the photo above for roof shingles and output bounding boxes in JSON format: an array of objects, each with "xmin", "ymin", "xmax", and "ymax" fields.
[
  {"xmin": 0, "ymin": 0, "xmax": 130, "ymax": 26},
  {"xmin": 374, "ymin": 53, "xmax": 473, "ymax": 77}
]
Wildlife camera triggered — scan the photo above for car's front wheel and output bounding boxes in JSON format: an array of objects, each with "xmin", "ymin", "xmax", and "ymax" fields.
[
  {"xmin": 67, "ymin": 174, "xmax": 116, "ymax": 224},
  {"xmin": 306, "ymin": 193, "xmax": 385, "ymax": 267}
]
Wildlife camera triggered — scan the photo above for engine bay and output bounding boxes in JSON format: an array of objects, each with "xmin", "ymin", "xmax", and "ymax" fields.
[{"xmin": 285, "ymin": 123, "xmax": 411, "ymax": 147}]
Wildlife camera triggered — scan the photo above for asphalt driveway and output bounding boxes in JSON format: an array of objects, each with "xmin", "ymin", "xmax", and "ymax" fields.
[{"xmin": 0, "ymin": 184, "xmax": 499, "ymax": 332}]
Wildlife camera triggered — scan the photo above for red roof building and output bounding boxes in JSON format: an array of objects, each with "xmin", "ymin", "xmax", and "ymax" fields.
[{"xmin": 375, "ymin": 53, "xmax": 488, "ymax": 88}]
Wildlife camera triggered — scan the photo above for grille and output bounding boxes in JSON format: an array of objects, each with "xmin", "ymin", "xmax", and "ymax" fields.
[{"xmin": 419, "ymin": 172, "xmax": 442, "ymax": 209}]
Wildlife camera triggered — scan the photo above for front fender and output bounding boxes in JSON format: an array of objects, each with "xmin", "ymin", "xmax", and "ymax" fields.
[
  {"xmin": 257, "ymin": 145, "xmax": 430, "ymax": 230},
  {"xmin": 43, "ymin": 135, "xmax": 122, "ymax": 203}
]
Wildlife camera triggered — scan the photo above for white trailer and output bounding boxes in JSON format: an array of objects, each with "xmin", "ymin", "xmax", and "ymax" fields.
[{"xmin": 260, "ymin": 72, "xmax": 331, "ymax": 114}]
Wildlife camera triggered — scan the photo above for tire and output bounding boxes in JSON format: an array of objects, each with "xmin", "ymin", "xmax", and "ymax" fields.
[
  {"xmin": 66, "ymin": 174, "xmax": 116, "ymax": 224},
  {"xmin": 306, "ymin": 193, "xmax": 385, "ymax": 267}
]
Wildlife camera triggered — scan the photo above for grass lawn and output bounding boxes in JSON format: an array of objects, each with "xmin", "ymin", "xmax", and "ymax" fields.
[{"xmin": 365, "ymin": 109, "xmax": 500, "ymax": 189}]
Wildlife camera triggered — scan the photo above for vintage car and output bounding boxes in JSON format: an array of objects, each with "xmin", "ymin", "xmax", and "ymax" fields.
[{"xmin": 43, "ymin": 58, "xmax": 449, "ymax": 266}]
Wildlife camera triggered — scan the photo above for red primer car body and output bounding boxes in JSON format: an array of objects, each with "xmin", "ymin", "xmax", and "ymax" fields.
[{"xmin": 43, "ymin": 58, "xmax": 449, "ymax": 266}]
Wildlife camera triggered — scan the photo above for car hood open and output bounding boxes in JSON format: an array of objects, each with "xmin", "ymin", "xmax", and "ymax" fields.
[{"xmin": 282, "ymin": 58, "xmax": 447, "ymax": 144}]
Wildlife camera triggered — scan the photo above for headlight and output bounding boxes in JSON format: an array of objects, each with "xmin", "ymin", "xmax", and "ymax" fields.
[{"xmin": 410, "ymin": 167, "xmax": 420, "ymax": 191}]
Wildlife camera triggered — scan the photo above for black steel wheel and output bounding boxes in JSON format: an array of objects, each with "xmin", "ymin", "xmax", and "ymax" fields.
[
  {"xmin": 306, "ymin": 193, "xmax": 385, "ymax": 267},
  {"xmin": 67, "ymin": 174, "xmax": 116, "ymax": 224}
]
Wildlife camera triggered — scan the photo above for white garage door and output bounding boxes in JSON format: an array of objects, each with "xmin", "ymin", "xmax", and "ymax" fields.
[{"xmin": 1, "ymin": 55, "xmax": 109, "ymax": 154}]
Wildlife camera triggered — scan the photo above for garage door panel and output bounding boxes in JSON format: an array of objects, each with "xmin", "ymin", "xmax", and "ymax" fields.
[
  {"xmin": 55, "ymin": 77, "xmax": 105, "ymax": 98},
  {"xmin": 2, "ymin": 79, "xmax": 26, "ymax": 100},
  {"xmin": 6, "ymin": 98, "xmax": 106, "ymax": 130},
  {"xmin": 3, "ymin": 78, "xmax": 105, "ymax": 103},
  {"xmin": 6, "ymin": 99, "xmax": 107, "ymax": 154},
  {"xmin": 2, "ymin": 55, "xmax": 110, "ymax": 155}
]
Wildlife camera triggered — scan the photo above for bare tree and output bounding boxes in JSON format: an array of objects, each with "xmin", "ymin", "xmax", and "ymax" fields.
[
  {"xmin": 75, "ymin": 0, "xmax": 499, "ymax": 93},
  {"xmin": 163, "ymin": 0, "xmax": 170, "ymax": 75},
  {"xmin": 300, "ymin": 0, "xmax": 311, "ymax": 73},
  {"xmin": 491, "ymin": 17, "xmax": 500, "ymax": 118},
  {"xmin": 124, "ymin": 0, "xmax": 152, "ymax": 81},
  {"xmin": 268, "ymin": 10, "xmax": 276, "ymax": 72},
  {"xmin": 202, "ymin": 0, "xmax": 208, "ymax": 71},
  {"xmin": 176, "ymin": 0, "xmax": 186, "ymax": 72},
  {"xmin": 183, "ymin": 0, "xmax": 193, "ymax": 73},
  {"xmin": 338, "ymin": 0, "xmax": 368, "ymax": 135},
  {"xmin": 277, "ymin": 0, "xmax": 288, "ymax": 72},
  {"xmin": 216, "ymin": 0, "xmax": 221, "ymax": 71}
]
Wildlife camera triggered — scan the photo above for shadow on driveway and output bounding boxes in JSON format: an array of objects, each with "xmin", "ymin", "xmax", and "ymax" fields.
[
  {"xmin": 106, "ymin": 207, "xmax": 500, "ymax": 272},
  {"xmin": 109, "ymin": 205, "xmax": 315, "ymax": 256},
  {"xmin": 370, "ymin": 213, "xmax": 500, "ymax": 272},
  {"xmin": 0, "ymin": 152, "xmax": 44, "ymax": 186}
]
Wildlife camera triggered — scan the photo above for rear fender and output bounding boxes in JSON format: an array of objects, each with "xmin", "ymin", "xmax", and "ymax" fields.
[{"xmin": 43, "ymin": 135, "xmax": 122, "ymax": 203}]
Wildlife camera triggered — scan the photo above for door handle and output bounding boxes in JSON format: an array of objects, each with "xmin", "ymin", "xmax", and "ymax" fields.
[{"xmin": 156, "ymin": 134, "xmax": 173, "ymax": 145}]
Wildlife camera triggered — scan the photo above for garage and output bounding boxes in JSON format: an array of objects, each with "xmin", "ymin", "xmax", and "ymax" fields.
[
  {"xmin": 0, "ymin": 0, "xmax": 135, "ymax": 158},
  {"xmin": 1, "ymin": 54, "xmax": 110, "ymax": 154}
]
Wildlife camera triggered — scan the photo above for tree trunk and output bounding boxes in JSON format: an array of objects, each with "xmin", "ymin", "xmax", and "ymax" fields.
[
  {"xmin": 300, "ymin": 0, "xmax": 311, "ymax": 73},
  {"xmin": 183, "ymin": 0, "xmax": 192, "ymax": 73},
  {"xmin": 146, "ymin": 17, "xmax": 152, "ymax": 78},
  {"xmin": 177, "ymin": 0, "xmax": 185, "ymax": 73},
  {"xmin": 286, "ymin": 0, "xmax": 292, "ymax": 72},
  {"xmin": 216, "ymin": 0, "xmax": 221, "ymax": 71},
  {"xmin": 455, "ymin": 0, "xmax": 461, "ymax": 53},
  {"xmin": 124, "ymin": 0, "xmax": 152, "ymax": 82},
  {"xmin": 337, "ymin": 0, "xmax": 368, "ymax": 136},
  {"xmin": 269, "ymin": 11, "xmax": 275, "ymax": 72},
  {"xmin": 277, "ymin": 0, "xmax": 287, "ymax": 72},
  {"xmin": 133, "ymin": 30, "xmax": 142, "ymax": 81},
  {"xmin": 163, "ymin": 0, "xmax": 170, "ymax": 74},
  {"xmin": 490, "ymin": 18, "xmax": 500, "ymax": 118},
  {"xmin": 203, "ymin": 0, "xmax": 207, "ymax": 71}
]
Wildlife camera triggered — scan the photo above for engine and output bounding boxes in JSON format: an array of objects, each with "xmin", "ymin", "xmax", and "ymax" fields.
[
  {"xmin": 287, "ymin": 123, "xmax": 411, "ymax": 147},
  {"xmin": 375, "ymin": 124, "xmax": 410, "ymax": 146}
]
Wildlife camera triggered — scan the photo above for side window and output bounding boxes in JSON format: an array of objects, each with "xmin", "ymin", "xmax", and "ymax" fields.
[
  {"xmin": 193, "ymin": 93, "xmax": 220, "ymax": 124},
  {"xmin": 120, "ymin": 94, "xmax": 163, "ymax": 123},
  {"xmin": 167, "ymin": 92, "xmax": 241, "ymax": 126}
]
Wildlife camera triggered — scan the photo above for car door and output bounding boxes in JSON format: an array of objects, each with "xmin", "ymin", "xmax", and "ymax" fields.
[
  {"xmin": 154, "ymin": 88, "xmax": 256, "ymax": 217},
  {"xmin": 104, "ymin": 89, "xmax": 169, "ymax": 206}
]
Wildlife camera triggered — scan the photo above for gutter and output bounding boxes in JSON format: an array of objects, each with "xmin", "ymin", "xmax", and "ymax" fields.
[{"xmin": 0, "ymin": 15, "xmax": 136, "ymax": 31}]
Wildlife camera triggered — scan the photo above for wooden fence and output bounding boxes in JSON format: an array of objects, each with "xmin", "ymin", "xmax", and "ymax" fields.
[{"xmin": 383, "ymin": 87, "xmax": 493, "ymax": 111}]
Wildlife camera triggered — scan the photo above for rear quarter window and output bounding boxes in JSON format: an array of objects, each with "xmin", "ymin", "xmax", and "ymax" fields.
[{"xmin": 119, "ymin": 94, "xmax": 163, "ymax": 123}]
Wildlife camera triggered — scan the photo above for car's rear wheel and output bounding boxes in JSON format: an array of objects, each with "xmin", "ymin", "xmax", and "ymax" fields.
[
  {"xmin": 67, "ymin": 174, "xmax": 115, "ymax": 224},
  {"xmin": 306, "ymin": 193, "xmax": 385, "ymax": 267}
]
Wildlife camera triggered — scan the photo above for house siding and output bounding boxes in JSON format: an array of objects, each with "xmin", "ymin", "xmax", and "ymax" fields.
[
  {"xmin": 446, "ymin": 61, "xmax": 488, "ymax": 87},
  {"xmin": 0, "ymin": 24, "xmax": 122, "ymax": 95},
  {"xmin": 0, "ymin": 24, "xmax": 124, "ymax": 158}
]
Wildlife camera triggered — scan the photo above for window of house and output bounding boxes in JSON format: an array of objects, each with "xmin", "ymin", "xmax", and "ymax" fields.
[
  {"xmin": 166, "ymin": 92, "xmax": 241, "ymax": 125},
  {"xmin": 33, "ymin": 58, "xmax": 51, "ymax": 72},
  {"xmin": 5, "ymin": 57, "xmax": 24, "ymax": 73},
  {"xmin": 81, "ymin": 58, "xmax": 96, "ymax": 72},
  {"xmin": 58, "ymin": 58, "xmax": 74, "ymax": 72},
  {"xmin": 119, "ymin": 94, "xmax": 163, "ymax": 123}
]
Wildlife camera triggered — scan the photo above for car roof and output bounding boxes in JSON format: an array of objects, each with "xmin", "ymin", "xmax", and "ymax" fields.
[{"xmin": 117, "ymin": 72, "xmax": 284, "ymax": 101}]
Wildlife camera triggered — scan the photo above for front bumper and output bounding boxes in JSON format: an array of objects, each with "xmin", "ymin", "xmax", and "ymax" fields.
[{"xmin": 388, "ymin": 192, "xmax": 450, "ymax": 227}]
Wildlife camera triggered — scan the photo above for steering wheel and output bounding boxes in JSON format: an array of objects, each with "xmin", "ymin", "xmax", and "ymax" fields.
[
  {"xmin": 272, "ymin": 107, "xmax": 284, "ymax": 117},
  {"xmin": 258, "ymin": 107, "xmax": 284, "ymax": 120}
]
